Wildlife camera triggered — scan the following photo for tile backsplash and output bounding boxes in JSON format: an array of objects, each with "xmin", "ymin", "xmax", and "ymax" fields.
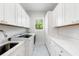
[
  {"xmin": 48, "ymin": 25, "xmax": 79, "ymax": 40},
  {"xmin": 0, "ymin": 24, "xmax": 27, "ymax": 43}
]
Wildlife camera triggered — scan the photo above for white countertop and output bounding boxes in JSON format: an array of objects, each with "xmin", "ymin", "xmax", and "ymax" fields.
[
  {"xmin": 0, "ymin": 41, "xmax": 24, "ymax": 56},
  {"xmin": 12, "ymin": 33, "xmax": 35, "ymax": 38},
  {"xmin": 23, "ymin": 33, "xmax": 35, "ymax": 35},
  {"xmin": 48, "ymin": 35, "xmax": 79, "ymax": 56}
]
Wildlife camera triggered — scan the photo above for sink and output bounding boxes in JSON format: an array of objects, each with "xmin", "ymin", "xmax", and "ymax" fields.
[
  {"xmin": 0, "ymin": 43, "xmax": 18, "ymax": 55},
  {"xmin": 19, "ymin": 34, "xmax": 32, "ymax": 38}
]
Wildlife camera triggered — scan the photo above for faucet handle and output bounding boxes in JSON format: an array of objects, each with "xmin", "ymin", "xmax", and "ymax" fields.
[{"xmin": 8, "ymin": 38, "xmax": 11, "ymax": 41}]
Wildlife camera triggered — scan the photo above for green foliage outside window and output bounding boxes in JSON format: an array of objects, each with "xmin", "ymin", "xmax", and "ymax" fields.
[{"xmin": 35, "ymin": 19, "xmax": 43, "ymax": 29}]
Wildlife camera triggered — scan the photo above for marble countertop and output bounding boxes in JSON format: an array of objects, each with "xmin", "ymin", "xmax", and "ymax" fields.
[
  {"xmin": 0, "ymin": 41, "xmax": 24, "ymax": 56},
  {"xmin": 48, "ymin": 35, "xmax": 79, "ymax": 56},
  {"xmin": 12, "ymin": 33, "xmax": 35, "ymax": 38}
]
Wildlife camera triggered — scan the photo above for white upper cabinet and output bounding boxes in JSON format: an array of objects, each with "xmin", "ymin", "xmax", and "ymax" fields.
[
  {"xmin": 26, "ymin": 14, "xmax": 30, "ymax": 28},
  {"xmin": 16, "ymin": 4, "xmax": 30, "ymax": 28},
  {"xmin": 51, "ymin": 3, "xmax": 79, "ymax": 27},
  {"xmin": 21, "ymin": 5, "xmax": 30, "ymax": 28},
  {"xmin": 0, "ymin": 3, "xmax": 30, "ymax": 28},
  {"xmin": 52, "ymin": 4, "xmax": 63, "ymax": 26},
  {"xmin": 0, "ymin": 4, "xmax": 4, "ymax": 23},
  {"xmin": 74, "ymin": 3, "xmax": 79, "ymax": 23},
  {"xmin": 4, "ymin": 3, "xmax": 16, "ymax": 25},
  {"xmin": 16, "ymin": 4, "xmax": 22, "ymax": 26},
  {"xmin": 63, "ymin": 3, "xmax": 74, "ymax": 25},
  {"xmin": 57, "ymin": 4, "xmax": 64, "ymax": 26},
  {"xmin": 22, "ymin": 10, "xmax": 26, "ymax": 26},
  {"xmin": 21, "ymin": 9, "xmax": 27, "ymax": 27},
  {"xmin": 45, "ymin": 12, "xmax": 49, "ymax": 33}
]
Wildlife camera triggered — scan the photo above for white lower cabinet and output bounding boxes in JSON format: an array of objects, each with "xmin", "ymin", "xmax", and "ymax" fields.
[
  {"xmin": 54, "ymin": 44, "xmax": 71, "ymax": 56},
  {"xmin": 46, "ymin": 37, "xmax": 56, "ymax": 56},
  {"xmin": 11, "ymin": 34, "xmax": 34, "ymax": 56},
  {"xmin": 46, "ymin": 37, "xmax": 71, "ymax": 56},
  {"xmin": 25, "ymin": 36, "xmax": 34, "ymax": 56},
  {"xmin": 49, "ymin": 43, "xmax": 56, "ymax": 56}
]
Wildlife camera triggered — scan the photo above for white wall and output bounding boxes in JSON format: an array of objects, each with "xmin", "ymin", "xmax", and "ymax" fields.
[
  {"xmin": 0, "ymin": 24, "xmax": 27, "ymax": 43},
  {"xmin": 29, "ymin": 11, "xmax": 45, "ymax": 33},
  {"xmin": 29, "ymin": 11, "xmax": 46, "ymax": 45}
]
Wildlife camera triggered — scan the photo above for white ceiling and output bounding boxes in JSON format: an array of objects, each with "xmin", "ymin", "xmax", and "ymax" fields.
[
  {"xmin": 21, "ymin": 3, "xmax": 57, "ymax": 12},
  {"xmin": 20, "ymin": 3, "xmax": 57, "ymax": 16}
]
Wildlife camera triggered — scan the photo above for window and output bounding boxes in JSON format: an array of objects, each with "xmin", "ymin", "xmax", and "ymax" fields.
[{"xmin": 35, "ymin": 19, "xmax": 43, "ymax": 29}]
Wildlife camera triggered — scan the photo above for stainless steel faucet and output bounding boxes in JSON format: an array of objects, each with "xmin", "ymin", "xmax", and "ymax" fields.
[{"xmin": 0, "ymin": 30, "xmax": 7, "ymax": 38}]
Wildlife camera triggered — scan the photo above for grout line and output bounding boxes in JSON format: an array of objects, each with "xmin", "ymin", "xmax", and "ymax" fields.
[{"xmin": 44, "ymin": 43, "xmax": 51, "ymax": 56}]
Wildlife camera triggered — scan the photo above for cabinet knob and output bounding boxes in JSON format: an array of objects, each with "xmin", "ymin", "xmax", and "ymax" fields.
[
  {"xmin": 60, "ymin": 51, "xmax": 63, "ymax": 53},
  {"xmin": 59, "ymin": 54, "xmax": 62, "ymax": 56}
]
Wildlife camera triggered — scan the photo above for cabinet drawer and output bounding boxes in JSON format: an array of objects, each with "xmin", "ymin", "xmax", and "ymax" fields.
[
  {"xmin": 46, "ymin": 37, "xmax": 71, "ymax": 56},
  {"xmin": 55, "ymin": 44, "xmax": 71, "ymax": 56},
  {"xmin": 60, "ymin": 48, "xmax": 71, "ymax": 56}
]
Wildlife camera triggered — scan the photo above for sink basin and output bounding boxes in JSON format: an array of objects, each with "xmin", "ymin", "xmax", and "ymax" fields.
[
  {"xmin": 0, "ymin": 43, "xmax": 18, "ymax": 55},
  {"xmin": 19, "ymin": 34, "xmax": 32, "ymax": 38}
]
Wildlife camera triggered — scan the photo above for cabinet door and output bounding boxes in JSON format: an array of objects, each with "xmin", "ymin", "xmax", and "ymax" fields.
[
  {"xmin": 57, "ymin": 4, "xmax": 63, "ymax": 26},
  {"xmin": 4, "ymin": 3, "xmax": 16, "ymax": 25},
  {"xmin": 0, "ymin": 4, "xmax": 4, "ymax": 23},
  {"xmin": 52, "ymin": 7, "xmax": 58, "ymax": 26},
  {"xmin": 49, "ymin": 42, "xmax": 57, "ymax": 56},
  {"xmin": 46, "ymin": 38, "xmax": 56, "ymax": 56},
  {"xmin": 26, "ymin": 15, "xmax": 30, "ymax": 28},
  {"xmin": 74, "ymin": 3, "xmax": 79, "ymax": 23},
  {"xmin": 45, "ymin": 12, "xmax": 49, "ymax": 33},
  {"xmin": 21, "ymin": 8, "xmax": 30, "ymax": 28},
  {"xmin": 21, "ymin": 9, "xmax": 26, "ymax": 27},
  {"xmin": 16, "ymin": 4, "xmax": 22, "ymax": 26},
  {"xmin": 48, "ymin": 11, "xmax": 54, "ymax": 27},
  {"xmin": 52, "ymin": 4, "xmax": 63, "ymax": 27},
  {"xmin": 61, "ymin": 50, "xmax": 71, "ymax": 56},
  {"xmin": 16, "ymin": 4, "xmax": 30, "ymax": 28},
  {"xmin": 28, "ymin": 36, "xmax": 34, "ymax": 55},
  {"xmin": 54, "ymin": 43, "xmax": 71, "ymax": 56},
  {"xmin": 63, "ymin": 3, "xmax": 74, "ymax": 25},
  {"xmin": 54, "ymin": 44, "xmax": 64, "ymax": 56}
]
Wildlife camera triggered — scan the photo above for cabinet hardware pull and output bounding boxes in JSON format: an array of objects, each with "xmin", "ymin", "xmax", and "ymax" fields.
[
  {"xmin": 59, "ymin": 54, "xmax": 62, "ymax": 56},
  {"xmin": 60, "ymin": 51, "xmax": 63, "ymax": 53}
]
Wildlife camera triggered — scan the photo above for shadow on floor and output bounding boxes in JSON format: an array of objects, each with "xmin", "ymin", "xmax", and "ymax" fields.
[{"xmin": 32, "ymin": 43, "xmax": 49, "ymax": 56}]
